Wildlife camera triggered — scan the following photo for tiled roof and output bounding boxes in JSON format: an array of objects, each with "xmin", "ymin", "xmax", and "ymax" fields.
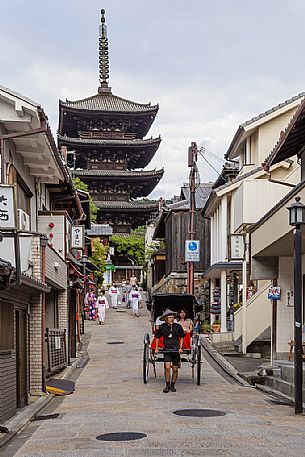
[
  {"xmin": 75, "ymin": 169, "xmax": 164, "ymax": 178},
  {"xmin": 241, "ymin": 92, "xmax": 305, "ymax": 128},
  {"xmin": 225, "ymin": 92, "xmax": 305, "ymax": 159},
  {"xmin": 96, "ymin": 200, "xmax": 158, "ymax": 210},
  {"xmin": 58, "ymin": 134, "xmax": 161, "ymax": 148},
  {"xmin": 60, "ymin": 93, "xmax": 158, "ymax": 113},
  {"xmin": 0, "ymin": 84, "xmax": 40, "ymax": 107},
  {"xmin": 180, "ymin": 183, "xmax": 213, "ymax": 209},
  {"xmin": 263, "ymin": 98, "xmax": 305, "ymax": 167}
]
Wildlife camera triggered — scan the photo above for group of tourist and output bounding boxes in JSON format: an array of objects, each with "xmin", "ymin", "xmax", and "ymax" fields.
[{"xmin": 83, "ymin": 274, "xmax": 142, "ymax": 324}]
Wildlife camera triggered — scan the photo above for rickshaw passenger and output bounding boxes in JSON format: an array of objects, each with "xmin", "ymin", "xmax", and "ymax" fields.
[
  {"xmin": 155, "ymin": 309, "xmax": 184, "ymax": 393},
  {"xmin": 175, "ymin": 309, "xmax": 193, "ymax": 350}
]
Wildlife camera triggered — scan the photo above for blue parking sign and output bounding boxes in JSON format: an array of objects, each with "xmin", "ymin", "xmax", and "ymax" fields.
[{"xmin": 185, "ymin": 240, "xmax": 200, "ymax": 262}]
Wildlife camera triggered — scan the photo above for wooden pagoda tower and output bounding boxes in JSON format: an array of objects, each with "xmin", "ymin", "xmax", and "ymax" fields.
[{"xmin": 58, "ymin": 9, "xmax": 163, "ymax": 234}]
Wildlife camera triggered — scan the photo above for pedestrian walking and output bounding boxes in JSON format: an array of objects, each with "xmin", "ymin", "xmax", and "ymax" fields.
[
  {"xmin": 129, "ymin": 285, "xmax": 142, "ymax": 317},
  {"xmin": 108, "ymin": 282, "xmax": 119, "ymax": 309},
  {"xmin": 129, "ymin": 274, "xmax": 137, "ymax": 286},
  {"xmin": 155, "ymin": 309, "xmax": 184, "ymax": 393},
  {"xmin": 84, "ymin": 287, "xmax": 97, "ymax": 320},
  {"xmin": 125, "ymin": 280, "xmax": 132, "ymax": 308},
  {"xmin": 97, "ymin": 289, "xmax": 109, "ymax": 324}
]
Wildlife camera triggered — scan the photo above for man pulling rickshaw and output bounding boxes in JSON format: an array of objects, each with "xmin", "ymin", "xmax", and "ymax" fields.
[
  {"xmin": 155, "ymin": 309, "xmax": 185, "ymax": 392},
  {"xmin": 143, "ymin": 293, "xmax": 202, "ymax": 389}
]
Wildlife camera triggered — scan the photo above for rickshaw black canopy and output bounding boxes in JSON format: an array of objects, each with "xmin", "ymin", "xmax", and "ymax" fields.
[{"xmin": 150, "ymin": 293, "xmax": 201, "ymax": 321}]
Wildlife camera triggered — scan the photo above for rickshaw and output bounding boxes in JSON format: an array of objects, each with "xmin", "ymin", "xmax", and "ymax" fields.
[{"xmin": 143, "ymin": 293, "xmax": 202, "ymax": 385}]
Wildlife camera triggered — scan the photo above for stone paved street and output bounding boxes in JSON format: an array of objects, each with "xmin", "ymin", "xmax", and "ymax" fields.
[{"xmin": 3, "ymin": 307, "xmax": 305, "ymax": 457}]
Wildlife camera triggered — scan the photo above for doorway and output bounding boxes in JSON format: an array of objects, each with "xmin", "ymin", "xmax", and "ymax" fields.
[{"xmin": 15, "ymin": 309, "xmax": 28, "ymax": 408}]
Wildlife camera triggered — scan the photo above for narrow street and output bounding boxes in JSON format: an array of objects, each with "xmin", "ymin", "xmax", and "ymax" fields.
[{"xmin": 3, "ymin": 307, "xmax": 305, "ymax": 457}]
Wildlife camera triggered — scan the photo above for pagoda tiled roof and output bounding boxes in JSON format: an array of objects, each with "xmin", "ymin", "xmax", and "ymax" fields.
[
  {"xmin": 59, "ymin": 93, "xmax": 158, "ymax": 114},
  {"xmin": 75, "ymin": 169, "xmax": 164, "ymax": 179},
  {"xmin": 58, "ymin": 134, "xmax": 161, "ymax": 148},
  {"xmin": 95, "ymin": 200, "xmax": 158, "ymax": 211}
]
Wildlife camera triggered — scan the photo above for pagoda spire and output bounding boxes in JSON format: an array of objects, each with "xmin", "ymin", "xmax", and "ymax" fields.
[{"xmin": 98, "ymin": 9, "xmax": 111, "ymax": 94}]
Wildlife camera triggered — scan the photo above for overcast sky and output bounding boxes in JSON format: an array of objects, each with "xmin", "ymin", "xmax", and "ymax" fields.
[{"xmin": 1, "ymin": 0, "xmax": 305, "ymax": 198}]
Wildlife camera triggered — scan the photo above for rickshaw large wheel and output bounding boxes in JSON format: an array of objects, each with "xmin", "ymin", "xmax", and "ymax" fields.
[
  {"xmin": 196, "ymin": 344, "xmax": 201, "ymax": 385},
  {"xmin": 143, "ymin": 337, "xmax": 150, "ymax": 384}
]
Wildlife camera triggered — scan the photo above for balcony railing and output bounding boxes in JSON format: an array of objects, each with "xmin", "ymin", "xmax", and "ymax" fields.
[{"xmin": 79, "ymin": 131, "xmax": 137, "ymax": 140}]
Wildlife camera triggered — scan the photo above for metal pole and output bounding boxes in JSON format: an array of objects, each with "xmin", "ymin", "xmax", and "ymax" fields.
[
  {"xmin": 294, "ymin": 225, "xmax": 303, "ymax": 414},
  {"xmin": 271, "ymin": 279, "xmax": 278, "ymax": 366}
]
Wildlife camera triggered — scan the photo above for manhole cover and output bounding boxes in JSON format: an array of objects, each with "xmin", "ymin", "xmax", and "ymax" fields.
[
  {"xmin": 107, "ymin": 341, "xmax": 124, "ymax": 345},
  {"xmin": 96, "ymin": 432, "xmax": 147, "ymax": 441},
  {"xmin": 173, "ymin": 409, "xmax": 226, "ymax": 417}
]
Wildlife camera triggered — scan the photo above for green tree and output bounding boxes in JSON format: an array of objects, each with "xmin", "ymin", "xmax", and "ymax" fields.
[
  {"xmin": 111, "ymin": 226, "xmax": 145, "ymax": 265},
  {"xmin": 89, "ymin": 238, "xmax": 106, "ymax": 285},
  {"xmin": 73, "ymin": 177, "xmax": 98, "ymax": 223}
]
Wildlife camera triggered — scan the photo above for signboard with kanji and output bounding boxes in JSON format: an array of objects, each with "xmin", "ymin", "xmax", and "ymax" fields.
[
  {"xmin": 229, "ymin": 234, "xmax": 245, "ymax": 260},
  {"xmin": 0, "ymin": 185, "xmax": 16, "ymax": 230},
  {"xmin": 71, "ymin": 226, "xmax": 84, "ymax": 250}
]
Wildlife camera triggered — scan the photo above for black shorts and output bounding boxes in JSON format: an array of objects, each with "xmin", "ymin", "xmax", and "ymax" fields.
[{"xmin": 163, "ymin": 352, "xmax": 180, "ymax": 366}]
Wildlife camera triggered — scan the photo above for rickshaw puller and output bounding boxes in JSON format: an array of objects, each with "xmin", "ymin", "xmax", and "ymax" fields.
[{"xmin": 155, "ymin": 309, "xmax": 184, "ymax": 393}]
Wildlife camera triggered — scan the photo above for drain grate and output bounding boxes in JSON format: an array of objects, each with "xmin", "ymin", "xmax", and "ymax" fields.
[
  {"xmin": 96, "ymin": 432, "xmax": 147, "ymax": 441},
  {"xmin": 107, "ymin": 341, "xmax": 124, "ymax": 345},
  {"xmin": 116, "ymin": 310, "xmax": 126, "ymax": 313},
  {"xmin": 173, "ymin": 409, "xmax": 226, "ymax": 417},
  {"xmin": 34, "ymin": 413, "xmax": 59, "ymax": 421}
]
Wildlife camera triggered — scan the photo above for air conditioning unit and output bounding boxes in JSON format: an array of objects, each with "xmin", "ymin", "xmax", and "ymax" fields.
[{"xmin": 17, "ymin": 209, "xmax": 31, "ymax": 231}]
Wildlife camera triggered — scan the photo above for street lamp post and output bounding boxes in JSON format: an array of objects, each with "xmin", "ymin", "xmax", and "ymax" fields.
[
  {"xmin": 80, "ymin": 255, "xmax": 88, "ymax": 335},
  {"xmin": 288, "ymin": 196, "xmax": 305, "ymax": 414}
]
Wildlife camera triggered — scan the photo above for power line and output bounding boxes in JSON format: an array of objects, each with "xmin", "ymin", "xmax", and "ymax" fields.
[{"xmin": 198, "ymin": 149, "xmax": 225, "ymax": 180}]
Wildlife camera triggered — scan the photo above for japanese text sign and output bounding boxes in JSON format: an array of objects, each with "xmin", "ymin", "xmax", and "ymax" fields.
[
  {"xmin": 71, "ymin": 226, "xmax": 84, "ymax": 250},
  {"xmin": 0, "ymin": 185, "xmax": 16, "ymax": 229},
  {"xmin": 230, "ymin": 234, "xmax": 245, "ymax": 260}
]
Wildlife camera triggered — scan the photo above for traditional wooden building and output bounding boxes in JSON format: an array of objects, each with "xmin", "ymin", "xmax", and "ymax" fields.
[{"xmin": 58, "ymin": 9, "xmax": 163, "ymax": 234}]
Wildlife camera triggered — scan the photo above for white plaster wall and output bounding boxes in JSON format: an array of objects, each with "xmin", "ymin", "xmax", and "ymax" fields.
[{"xmin": 276, "ymin": 256, "xmax": 295, "ymax": 354}]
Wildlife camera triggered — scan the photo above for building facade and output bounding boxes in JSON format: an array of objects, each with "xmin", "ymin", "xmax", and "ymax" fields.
[
  {"xmin": 203, "ymin": 93, "xmax": 304, "ymax": 346},
  {"xmin": 0, "ymin": 86, "xmax": 84, "ymax": 423}
]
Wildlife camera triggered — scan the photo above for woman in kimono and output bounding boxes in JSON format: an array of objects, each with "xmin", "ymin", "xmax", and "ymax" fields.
[
  {"xmin": 108, "ymin": 283, "xmax": 119, "ymax": 309},
  {"xmin": 85, "ymin": 288, "xmax": 97, "ymax": 320},
  {"xmin": 97, "ymin": 289, "xmax": 109, "ymax": 324},
  {"xmin": 129, "ymin": 285, "xmax": 142, "ymax": 317}
]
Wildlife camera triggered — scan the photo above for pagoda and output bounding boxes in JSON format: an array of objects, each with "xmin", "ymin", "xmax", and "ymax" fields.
[{"xmin": 58, "ymin": 9, "xmax": 163, "ymax": 234}]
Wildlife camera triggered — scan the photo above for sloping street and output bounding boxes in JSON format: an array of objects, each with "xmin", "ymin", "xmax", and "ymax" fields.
[{"xmin": 2, "ymin": 307, "xmax": 305, "ymax": 457}]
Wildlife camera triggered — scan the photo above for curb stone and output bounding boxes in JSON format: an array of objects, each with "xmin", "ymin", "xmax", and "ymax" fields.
[
  {"xmin": 0, "ymin": 347, "xmax": 90, "ymax": 449},
  {"xmin": 200, "ymin": 335, "xmax": 253, "ymax": 388}
]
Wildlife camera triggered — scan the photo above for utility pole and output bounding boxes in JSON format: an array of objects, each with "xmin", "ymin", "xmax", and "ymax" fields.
[{"xmin": 187, "ymin": 142, "xmax": 198, "ymax": 294}]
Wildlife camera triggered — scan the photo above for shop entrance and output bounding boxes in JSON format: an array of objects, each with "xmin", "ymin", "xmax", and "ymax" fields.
[{"xmin": 16, "ymin": 309, "xmax": 28, "ymax": 408}]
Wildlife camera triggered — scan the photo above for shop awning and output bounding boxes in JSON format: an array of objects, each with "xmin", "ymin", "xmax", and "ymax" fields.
[{"xmin": 202, "ymin": 262, "xmax": 243, "ymax": 279}]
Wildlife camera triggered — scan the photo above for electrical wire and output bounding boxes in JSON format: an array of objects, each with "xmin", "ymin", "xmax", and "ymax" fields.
[{"xmin": 198, "ymin": 149, "xmax": 225, "ymax": 181}]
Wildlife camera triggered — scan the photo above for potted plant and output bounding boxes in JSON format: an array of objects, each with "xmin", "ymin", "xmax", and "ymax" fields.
[
  {"xmin": 211, "ymin": 319, "xmax": 221, "ymax": 333},
  {"xmin": 201, "ymin": 321, "xmax": 211, "ymax": 333}
]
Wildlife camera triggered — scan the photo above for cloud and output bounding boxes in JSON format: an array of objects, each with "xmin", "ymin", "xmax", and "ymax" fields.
[{"xmin": 1, "ymin": 0, "xmax": 305, "ymax": 200}]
